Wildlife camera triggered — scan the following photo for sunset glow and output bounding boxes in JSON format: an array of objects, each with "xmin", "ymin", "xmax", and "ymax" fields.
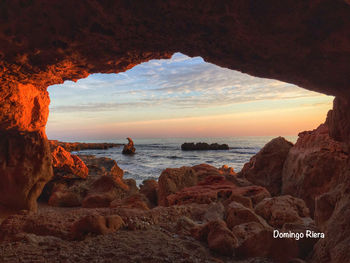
[{"xmin": 47, "ymin": 53, "xmax": 333, "ymax": 140}]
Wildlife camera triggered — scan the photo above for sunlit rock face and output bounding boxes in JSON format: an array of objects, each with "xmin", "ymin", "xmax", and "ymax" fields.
[
  {"xmin": 0, "ymin": 83, "xmax": 51, "ymax": 211},
  {"xmin": 0, "ymin": 0, "xmax": 350, "ymax": 214}
]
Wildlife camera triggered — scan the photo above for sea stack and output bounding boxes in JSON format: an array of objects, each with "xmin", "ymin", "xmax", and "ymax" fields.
[
  {"xmin": 122, "ymin": 137, "xmax": 136, "ymax": 155},
  {"xmin": 181, "ymin": 142, "xmax": 229, "ymax": 151}
]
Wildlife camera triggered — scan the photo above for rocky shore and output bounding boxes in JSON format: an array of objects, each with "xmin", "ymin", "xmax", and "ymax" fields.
[
  {"xmin": 1, "ymin": 123, "xmax": 347, "ymax": 262},
  {"xmin": 49, "ymin": 140, "xmax": 121, "ymax": 152}
]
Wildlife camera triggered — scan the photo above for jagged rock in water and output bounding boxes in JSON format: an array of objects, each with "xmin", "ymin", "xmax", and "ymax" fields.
[{"xmin": 122, "ymin": 137, "xmax": 136, "ymax": 155}]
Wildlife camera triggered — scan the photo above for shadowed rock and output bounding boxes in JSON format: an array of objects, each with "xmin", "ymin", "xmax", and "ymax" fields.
[
  {"xmin": 282, "ymin": 124, "xmax": 348, "ymax": 214},
  {"xmin": 181, "ymin": 142, "xmax": 229, "ymax": 151},
  {"xmin": 239, "ymin": 136, "xmax": 293, "ymax": 196}
]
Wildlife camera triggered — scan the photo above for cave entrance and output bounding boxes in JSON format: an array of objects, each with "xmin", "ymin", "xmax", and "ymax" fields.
[{"xmin": 46, "ymin": 52, "xmax": 333, "ymax": 184}]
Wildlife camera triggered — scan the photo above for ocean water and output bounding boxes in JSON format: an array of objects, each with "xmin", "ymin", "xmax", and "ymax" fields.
[{"xmin": 73, "ymin": 136, "xmax": 297, "ymax": 184}]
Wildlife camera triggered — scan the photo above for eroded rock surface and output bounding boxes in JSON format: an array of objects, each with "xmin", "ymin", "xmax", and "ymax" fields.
[
  {"xmin": 51, "ymin": 146, "xmax": 88, "ymax": 179},
  {"xmin": 282, "ymin": 124, "xmax": 348, "ymax": 214},
  {"xmin": 239, "ymin": 137, "xmax": 293, "ymax": 195}
]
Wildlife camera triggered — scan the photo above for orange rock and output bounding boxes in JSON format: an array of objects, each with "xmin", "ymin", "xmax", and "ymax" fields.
[
  {"xmin": 122, "ymin": 137, "xmax": 136, "ymax": 155},
  {"xmin": 51, "ymin": 146, "xmax": 88, "ymax": 179},
  {"xmin": 157, "ymin": 166, "xmax": 198, "ymax": 206}
]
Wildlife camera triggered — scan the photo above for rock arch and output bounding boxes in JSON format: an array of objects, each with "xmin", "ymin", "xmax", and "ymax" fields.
[{"xmin": 1, "ymin": 0, "xmax": 350, "ymax": 211}]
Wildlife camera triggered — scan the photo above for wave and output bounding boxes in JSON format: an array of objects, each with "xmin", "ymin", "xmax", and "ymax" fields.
[
  {"xmin": 230, "ymin": 151, "xmax": 258, "ymax": 155},
  {"xmin": 229, "ymin": 146, "xmax": 259, "ymax": 150}
]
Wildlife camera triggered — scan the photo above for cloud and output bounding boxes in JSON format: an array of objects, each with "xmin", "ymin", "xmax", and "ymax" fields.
[{"xmin": 49, "ymin": 53, "xmax": 329, "ymax": 113}]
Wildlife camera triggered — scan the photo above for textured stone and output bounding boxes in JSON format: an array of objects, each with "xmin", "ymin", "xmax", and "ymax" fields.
[
  {"xmin": 71, "ymin": 214, "xmax": 124, "ymax": 240},
  {"xmin": 282, "ymin": 124, "xmax": 348, "ymax": 214},
  {"xmin": 0, "ymin": 129, "xmax": 52, "ymax": 211},
  {"xmin": 166, "ymin": 175, "xmax": 270, "ymax": 206},
  {"xmin": 239, "ymin": 137, "xmax": 293, "ymax": 195},
  {"xmin": 51, "ymin": 146, "xmax": 88, "ymax": 179},
  {"xmin": 194, "ymin": 220, "xmax": 237, "ymax": 256},
  {"xmin": 157, "ymin": 166, "xmax": 197, "ymax": 206},
  {"xmin": 82, "ymin": 176, "xmax": 129, "ymax": 208},
  {"xmin": 140, "ymin": 179, "xmax": 159, "ymax": 207},
  {"xmin": 254, "ymin": 195, "xmax": 310, "ymax": 228},
  {"xmin": 225, "ymin": 201, "xmax": 266, "ymax": 230}
]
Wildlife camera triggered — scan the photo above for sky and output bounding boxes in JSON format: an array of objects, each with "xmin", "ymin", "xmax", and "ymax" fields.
[{"xmin": 47, "ymin": 53, "xmax": 334, "ymax": 140}]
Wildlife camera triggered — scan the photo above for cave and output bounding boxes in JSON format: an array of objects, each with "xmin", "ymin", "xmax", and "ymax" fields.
[{"xmin": 1, "ymin": 1, "xmax": 350, "ymax": 262}]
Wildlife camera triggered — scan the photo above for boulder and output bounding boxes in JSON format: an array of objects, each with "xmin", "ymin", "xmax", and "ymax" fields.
[
  {"xmin": 122, "ymin": 137, "xmax": 136, "ymax": 155},
  {"xmin": 239, "ymin": 136, "xmax": 293, "ymax": 195},
  {"xmin": 82, "ymin": 176, "xmax": 129, "ymax": 208},
  {"xmin": 194, "ymin": 220, "xmax": 237, "ymax": 256},
  {"xmin": 232, "ymin": 222, "xmax": 299, "ymax": 262},
  {"xmin": 223, "ymin": 194, "xmax": 253, "ymax": 209},
  {"xmin": 254, "ymin": 195, "xmax": 310, "ymax": 228},
  {"xmin": 51, "ymin": 146, "xmax": 88, "ymax": 179},
  {"xmin": 225, "ymin": 201, "xmax": 267, "ymax": 230},
  {"xmin": 78, "ymin": 155, "xmax": 124, "ymax": 180},
  {"xmin": 110, "ymin": 194, "xmax": 150, "ymax": 210},
  {"xmin": 166, "ymin": 175, "xmax": 270, "ymax": 206},
  {"xmin": 140, "ymin": 179, "xmax": 159, "ymax": 207},
  {"xmin": 157, "ymin": 166, "xmax": 198, "ymax": 206},
  {"xmin": 47, "ymin": 184, "xmax": 82, "ymax": 207},
  {"xmin": 72, "ymin": 214, "xmax": 124, "ymax": 240},
  {"xmin": 232, "ymin": 222, "xmax": 273, "ymax": 259}
]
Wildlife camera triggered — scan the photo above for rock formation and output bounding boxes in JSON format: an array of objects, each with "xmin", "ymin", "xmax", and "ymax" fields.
[
  {"xmin": 0, "ymin": 0, "xmax": 350, "ymax": 214},
  {"xmin": 0, "ymin": 1, "xmax": 350, "ymax": 262},
  {"xmin": 282, "ymin": 124, "xmax": 348, "ymax": 214},
  {"xmin": 49, "ymin": 140, "xmax": 120, "ymax": 152},
  {"xmin": 181, "ymin": 142, "xmax": 229, "ymax": 151},
  {"xmin": 239, "ymin": 136, "xmax": 293, "ymax": 195},
  {"xmin": 0, "ymin": 159, "xmax": 320, "ymax": 262},
  {"xmin": 51, "ymin": 145, "xmax": 89, "ymax": 179},
  {"xmin": 122, "ymin": 137, "xmax": 136, "ymax": 155}
]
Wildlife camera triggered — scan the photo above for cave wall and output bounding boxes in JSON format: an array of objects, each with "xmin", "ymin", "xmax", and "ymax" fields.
[{"xmin": 1, "ymin": 0, "xmax": 350, "ymax": 211}]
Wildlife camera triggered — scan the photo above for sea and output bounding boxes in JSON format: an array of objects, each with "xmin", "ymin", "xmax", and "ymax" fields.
[{"xmin": 72, "ymin": 136, "xmax": 297, "ymax": 185}]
